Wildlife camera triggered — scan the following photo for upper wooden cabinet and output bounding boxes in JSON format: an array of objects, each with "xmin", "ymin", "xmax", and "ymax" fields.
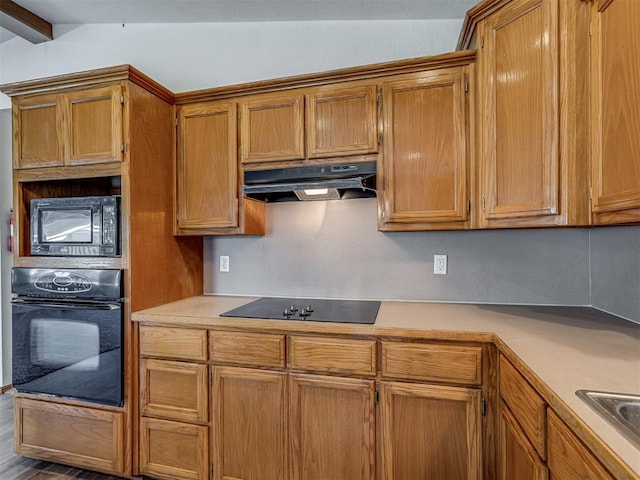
[
  {"xmin": 590, "ymin": 0, "xmax": 640, "ymax": 224},
  {"xmin": 13, "ymin": 85, "xmax": 124, "ymax": 169},
  {"xmin": 378, "ymin": 66, "xmax": 472, "ymax": 231},
  {"xmin": 474, "ymin": 0, "xmax": 590, "ymax": 228},
  {"xmin": 240, "ymin": 93, "xmax": 305, "ymax": 164},
  {"xmin": 176, "ymin": 100, "xmax": 264, "ymax": 235},
  {"xmin": 306, "ymin": 84, "xmax": 379, "ymax": 159}
]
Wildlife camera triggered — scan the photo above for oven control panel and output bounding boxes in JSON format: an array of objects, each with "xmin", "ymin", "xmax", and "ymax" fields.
[{"xmin": 35, "ymin": 272, "xmax": 93, "ymax": 293}]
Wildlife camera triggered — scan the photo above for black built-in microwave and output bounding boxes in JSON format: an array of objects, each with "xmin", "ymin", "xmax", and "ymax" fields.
[{"xmin": 30, "ymin": 195, "xmax": 120, "ymax": 257}]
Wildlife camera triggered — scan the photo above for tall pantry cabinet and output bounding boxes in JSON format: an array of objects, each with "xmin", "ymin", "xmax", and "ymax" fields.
[{"xmin": 1, "ymin": 65, "xmax": 204, "ymax": 477}]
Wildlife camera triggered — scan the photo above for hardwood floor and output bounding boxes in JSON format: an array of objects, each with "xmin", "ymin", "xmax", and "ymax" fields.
[{"xmin": 0, "ymin": 391, "xmax": 126, "ymax": 479}]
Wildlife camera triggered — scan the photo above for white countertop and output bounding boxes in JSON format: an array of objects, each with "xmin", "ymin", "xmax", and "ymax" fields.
[{"xmin": 133, "ymin": 295, "xmax": 640, "ymax": 477}]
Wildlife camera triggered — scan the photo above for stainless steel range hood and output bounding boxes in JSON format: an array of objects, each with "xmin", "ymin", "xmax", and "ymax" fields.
[{"xmin": 243, "ymin": 161, "xmax": 376, "ymax": 202}]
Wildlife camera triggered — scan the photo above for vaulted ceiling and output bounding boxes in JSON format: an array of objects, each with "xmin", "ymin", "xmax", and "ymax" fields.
[{"xmin": 1, "ymin": 0, "xmax": 476, "ymax": 44}]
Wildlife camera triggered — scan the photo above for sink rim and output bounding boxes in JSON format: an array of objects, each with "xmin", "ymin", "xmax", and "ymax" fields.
[{"xmin": 576, "ymin": 389, "xmax": 640, "ymax": 450}]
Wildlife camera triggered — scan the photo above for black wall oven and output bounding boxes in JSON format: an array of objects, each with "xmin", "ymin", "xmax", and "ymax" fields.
[{"xmin": 11, "ymin": 268, "xmax": 124, "ymax": 406}]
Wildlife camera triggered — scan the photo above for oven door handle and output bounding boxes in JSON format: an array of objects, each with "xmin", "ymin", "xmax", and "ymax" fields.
[{"xmin": 11, "ymin": 299, "xmax": 121, "ymax": 310}]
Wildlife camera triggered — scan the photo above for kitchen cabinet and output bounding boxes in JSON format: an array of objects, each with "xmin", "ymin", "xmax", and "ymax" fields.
[
  {"xmin": 13, "ymin": 85, "xmax": 124, "ymax": 169},
  {"xmin": 499, "ymin": 405, "xmax": 548, "ymax": 480},
  {"xmin": 176, "ymin": 100, "xmax": 264, "ymax": 235},
  {"xmin": 139, "ymin": 325, "xmax": 209, "ymax": 480},
  {"xmin": 306, "ymin": 83, "xmax": 379, "ymax": 159},
  {"xmin": 290, "ymin": 373, "xmax": 375, "ymax": 480},
  {"xmin": 3, "ymin": 65, "xmax": 204, "ymax": 479},
  {"xmin": 474, "ymin": 0, "xmax": 590, "ymax": 228},
  {"xmin": 378, "ymin": 66, "xmax": 472, "ymax": 231},
  {"xmin": 379, "ymin": 381, "xmax": 482, "ymax": 480},
  {"xmin": 547, "ymin": 409, "xmax": 614, "ymax": 480},
  {"xmin": 240, "ymin": 92, "xmax": 305, "ymax": 164},
  {"xmin": 590, "ymin": 0, "xmax": 640, "ymax": 225}
]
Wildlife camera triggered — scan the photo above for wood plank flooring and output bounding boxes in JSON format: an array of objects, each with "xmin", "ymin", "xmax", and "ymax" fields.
[{"xmin": 0, "ymin": 391, "xmax": 126, "ymax": 479}]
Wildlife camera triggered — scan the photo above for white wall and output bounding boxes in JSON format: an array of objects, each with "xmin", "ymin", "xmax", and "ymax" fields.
[
  {"xmin": 0, "ymin": 19, "xmax": 463, "ymax": 109},
  {"xmin": 0, "ymin": 109, "xmax": 12, "ymax": 386}
]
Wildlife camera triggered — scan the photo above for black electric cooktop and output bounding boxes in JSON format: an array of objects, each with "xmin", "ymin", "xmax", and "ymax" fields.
[{"xmin": 220, "ymin": 297, "xmax": 380, "ymax": 324}]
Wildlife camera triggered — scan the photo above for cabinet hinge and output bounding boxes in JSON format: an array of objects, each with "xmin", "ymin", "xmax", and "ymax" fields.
[
  {"xmin": 175, "ymin": 116, "xmax": 178, "ymax": 128},
  {"xmin": 480, "ymin": 36, "xmax": 484, "ymax": 49},
  {"xmin": 481, "ymin": 398, "xmax": 487, "ymax": 416},
  {"xmin": 467, "ymin": 200, "xmax": 471, "ymax": 214},
  {"xmin": 465, "ymin": 81, "xmax": 469, "ymax": 94},
  {"xmin": 120, "ymin": 95, "xmax": 125, "ymax": 105},
  {"xmin": 210, "ymin": 372, "xmax": 214, "ymax": 385},
  {"xmin": 375, "ymin": 389, "xmax": 380, "ymax": 404},
  {"xmin": 589, "ymin": 186, "xmax": 593, "ymax": 200},
  {"xmin": 589, "ymin": 22, "xmax": 592, "ymax": 36},
  {"xmin": 376, "ymin": 92, "xmax": 381, "ymax": 105},
  {"xmin": 378, "ymin": 133, "xmax": 383, "ymax": 146},
  {"xmin": 120, "ymin": 143, "xmax": 127, "ymax": 155},
  {"xmin": 482, "ymin": 196, "xmax": 486, "ymax": 211}
]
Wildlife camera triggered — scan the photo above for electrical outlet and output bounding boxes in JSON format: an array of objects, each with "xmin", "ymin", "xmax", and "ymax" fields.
[
  {"xmin": 434, "ymin": 254, "xmax": 447, "ymax": 275},
  {"xmin": 220, "ymin": 255, "xmax": 230, "ymax": 273}
]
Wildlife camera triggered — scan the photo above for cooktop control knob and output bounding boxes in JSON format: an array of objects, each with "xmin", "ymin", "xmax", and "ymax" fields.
[
  {"xmin": 305, "ymin": 304, "xmax": 314, "ymax": 312},
  {"xmin": 299, "ymin": 308, "xmax": 311, "ymax": 318},
  {"xmin": 289, "ymin": 304, "xmax": 298, "ymax": 312},
  {"xmin": 283, "ymin": 307, "xmax": 293, "ymax": 317}
]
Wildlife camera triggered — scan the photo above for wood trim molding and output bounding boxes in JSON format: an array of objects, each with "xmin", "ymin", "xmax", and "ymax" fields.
[
  {"xmin": 0, "ymin": 0, "xmax": 53, "ymax": 43},
  {"xmin": 0, "ymin": 64, "xmax": 174, "ymax": 103},
  {"xmin": 175, "ymin": 50, "xmax": 476, "ymax": 104},
  {"xmin": 1, "ymin": 384, "xmax": 12, "ymax": 394},
  {"xmin": 456, "ymin": 0, "xmax": 512, "ymax": 50}
]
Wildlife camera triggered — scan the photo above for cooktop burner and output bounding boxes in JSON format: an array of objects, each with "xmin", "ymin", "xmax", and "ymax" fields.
[{"xmin": 220, "ymin": 297, "xmax": 380, "ymax": 324}]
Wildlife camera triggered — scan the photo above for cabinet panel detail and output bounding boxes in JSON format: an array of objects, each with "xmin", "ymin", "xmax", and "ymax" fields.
[
  {"xmin": 307, "ymin": 84, "xmax": 378, "ymax": 158},
  {"xmin": 381, "ymin": 341, "xmax": 482, "ymax": 385},
  {"xmin": 139, "ymin": 417, "xmax": 208, "ymax": 480},
  {"xmin": 379, "ymin": 381, "xmax": 482, "ymax": 480},
  {"xmin": 140, "ymin": 358, "xmax": 208, "ymax": 423},
  {"xmin": 212, "ymin": 367, "xmax": 287, "ymax": 480},
  {"xmin": 139, "ymin": 325, "xmax": 208, "ymax": 361},
  {"xmin": 288, "ymin": 335, "xmax": 377, "ymax": 376},
  {"xmin": 14, "ymin": 397, "xmax": 125, "ymax": 475},
  {"xmin": 290, "ymin": 373, "xmax": 375, "ymax": 480},
  {"xmin": 209, "ymin": 330, "xmax": 285, "ymax": 368},
  {"xmin": 499, "ymin": 355, "xmax": 546, "ymax": 459}
]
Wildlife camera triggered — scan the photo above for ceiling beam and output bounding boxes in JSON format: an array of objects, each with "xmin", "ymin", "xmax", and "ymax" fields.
[{"xmin": 0, "ymin": 0, "xmax": 53, "ymax": 43}]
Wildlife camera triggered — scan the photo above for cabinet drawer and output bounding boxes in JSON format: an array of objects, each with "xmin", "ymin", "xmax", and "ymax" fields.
[
  {"xmin": 140, "ymin": 325, "xmax": 207, "ymax": 361},
  {"xmin": 210, "ymin": 331, "xmax": 285, "ymax": 368},
  {"xmin": 288, "ymin": 336, "xmax": 377, "ymax": 376},
  {"xmin": 381, "ymin": 341, "xmax": 482, "ymax": 385},
  {"xmin": 140, "ymin": 358, "xmax": 208, "ymax": 423},
  {"xmin": 499, "ymin": 355, "xmax": 546, "ymax": 459},
  {"xmin": 139, "ymin": 417, "xmax": 208, "ymax": 480}
]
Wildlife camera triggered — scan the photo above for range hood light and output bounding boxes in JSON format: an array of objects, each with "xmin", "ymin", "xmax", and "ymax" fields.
[{"xmin": 294, "ymin": 188, "xmax": 340, "ymax": 201}]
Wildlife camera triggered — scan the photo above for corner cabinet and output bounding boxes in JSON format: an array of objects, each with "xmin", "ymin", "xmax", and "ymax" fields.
[
  {"xmin": 13, "ymin": 85, "xmax": 124, "ymax": 169},
  {"xmin": 474, "ymin": 0, "xmax": 591, "ymax": 228},
  {"xmin": 176, "ymin": 100, "xmax": 265, "ymax": 235},
  {"xmin": 378, "ymin": 66, "xmax": 472, "ymax": 231},
  {"xmin": 590, "ymin": 0, "xmax": 640, "ymax": 225}
]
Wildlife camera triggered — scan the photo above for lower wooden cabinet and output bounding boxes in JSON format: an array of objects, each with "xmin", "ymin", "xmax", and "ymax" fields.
[
  {"xmin": 289, "ymin": 373, "xmax": 376, "ymax": 480},
  {"xmin": 499, "ymin": 403, "xmax": 548, "ymax": 480},
  {"xmin": 379, "ymin": 381, "xmax": 482, "ymax": 480},
  {"xmin": 547, "ymin": 409, "xmax": 614, "ymax": 480},
  {"xmin": 14, "ymin": 396, "xmax": 126, "ymax": 476},
  {"xmin": 139, "ymin": 417, "xmax": 208, "ymax": 480},
  {"xmin": 211, "ymin": 366, "xmax": 288, "ymax": 480}
]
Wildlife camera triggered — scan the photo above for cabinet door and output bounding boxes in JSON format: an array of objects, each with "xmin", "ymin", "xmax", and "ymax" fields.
[
  {"xmin": 139, "ymin": 417, "xmax": 208, "ymax": 480},
  {"xmin": 478, "ymin": 0, "xmax": 559, "ymax": 225},
  {"xmin": 499, "ymin": 404, "xmax": 548, "ymax": 480},
  {"xmin": 290, "ymin": 373, "xmax": 375, "ymax": 480},
  {"xmin": 379, "ymin": 381, "xmax": 482, "ymax": 480},
  {"xmin": 63, "ymin": 85, "xmax": 124, "ymax": 165},
  {"xmin": 590, "ymin": 0, "xmax": 640, "ymax": 224},
  {"xmin": 177, "ymin": 101, "xmax": 239, "ymax": 231},
  {"xmin": 547, "ymin": 409, "xmax": 614, "ymax": 480},
  {"xmin": 379, "ymin": 69, "xmax": 470, "ymax": 231},
  {"xmin": 13, "ymin": 93, "xmax": 64, "ymax": 169},
  {"xmin": 307, "ymin": 84, "xmax": 378, "ymax": 158},
  {"xmin": 140, "ymin": 358, "xmax": 208, "ymax": 423},
  {"xmin": 212, "ymin": 367, "xmax": 287, "ymax": 480},
  {"xmin": 240, "ymin": 93, "xmax": 305, "ymax": 163}
]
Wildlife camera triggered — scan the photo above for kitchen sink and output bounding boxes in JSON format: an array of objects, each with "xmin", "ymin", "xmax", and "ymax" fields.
[{"xmin": 576, "ymin": 390, "xmax": 640, "ymax": 448}]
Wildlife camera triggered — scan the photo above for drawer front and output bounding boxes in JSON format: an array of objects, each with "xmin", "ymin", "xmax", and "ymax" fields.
[
  {"xmin": 140, "ymin": 358, "xmax": 208, "ymax": 423},
  {"xmin": 210, "ymin": 331, "xmax": 286, "ymax": 368},
  {"xmin": 499, "ymin": 355, "xmax": 546, "ymax": 459},
  {"xmin": 381, "ymin": 341, "xmax": 482, "ymax": 385},
  {"xmin": 140, "ymin": 325, "xmax": 208, "ymax": 361},
  {"xmin": 288, "ymin": 335, "xmax": 377, "ymax": 376}
]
